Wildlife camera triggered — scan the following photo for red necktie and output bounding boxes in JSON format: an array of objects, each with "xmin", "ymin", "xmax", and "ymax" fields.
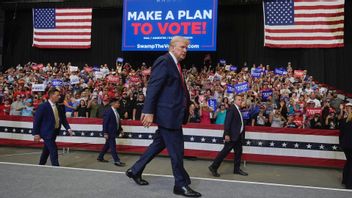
[{"xmin": 177, "ymin": 63, "xmax": 185, "ymax": 89}]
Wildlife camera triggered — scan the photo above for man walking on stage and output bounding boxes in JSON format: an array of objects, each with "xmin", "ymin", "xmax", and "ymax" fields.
[
  {"xmin": 208, "ymin": 95, "xmax": 248, "ymax": 177},
  {"xmin": 126, "ymin": 36, "xmax": 201, "ymax": 197},
  {"xmin": 32, "ymin": 88, "xmax": 73, "ymax": 166}
]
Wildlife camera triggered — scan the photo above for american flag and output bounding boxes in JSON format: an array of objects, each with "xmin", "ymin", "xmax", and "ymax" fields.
[
  {"xmin": 32, "ymin": 8, "xmax": 92, "ymax": 49},
  {"xmin": 263, "ymin": 0, "xmax": 344, "ymax": 48}
]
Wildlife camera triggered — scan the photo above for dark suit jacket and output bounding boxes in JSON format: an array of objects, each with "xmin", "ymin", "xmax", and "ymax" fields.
[
  {"xmin": 32, "ymin": 101, "xmax": 71, "ymax": 139},
  {"xmin": 339, "ymin": 119, "xmax": 352, "ymax": 149},
  {"xmin": 103, "ymin": 107, "xmax": 122, "ymax": 138},
  {"xmin": 142, "ymin": 52, "xmax": 190, "ymax": 129},
  {"xmin": 223, "ymin": 104, "xmax": 245, "ymax": 142}
]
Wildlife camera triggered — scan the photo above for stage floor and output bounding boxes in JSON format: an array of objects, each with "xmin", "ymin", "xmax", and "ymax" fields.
[
  {"xmin": 0, "ymin": 146, "xmax": 351, "ymax": 197},
  {"xmin": 0, "ymin": 162, "xmax": 351, "ymax": 198}
]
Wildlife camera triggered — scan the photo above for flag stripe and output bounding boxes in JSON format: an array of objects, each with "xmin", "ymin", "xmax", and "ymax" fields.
[
  {"xmin": 265, "ymin": 28, "xmax": 344, "ymax": 33},
  {"xmin": 295, "ymin": 4, "xmax": 344, "ymax": 10},
  {"xmin": 33, "ymin": 8, "xmax": 92, "ymax": 49},
  {"xmin": 34, "ymin": 32, "xmax": 91, "ymax": 35},
  {"xmin": 294, "ymin": 12, "xmax": 344, "ymax": 17},
  {"xmin": 32, "ymin": 44, "xmax": 91, "ymax": 49},
  {"xmin": 56, "ymin": 19, "xmax": 92, "ymax": 23},
  {"xmin": 56, "ymin": 12, "xmax": 92, "ymax": 16},
  {"xmin": 265, "ymin": 35, "xmax": 343, "ymax": 41},
  {"xmin": 263, "ymin": 0, "xmax": 344, "ymax": 48},
  {"xmin": 34, "ymin": 35, "xmax": 91, "ymax": 39},
  {"xmin": 33, "ymin": 38, "xmax": 91, "ymax": 42}
]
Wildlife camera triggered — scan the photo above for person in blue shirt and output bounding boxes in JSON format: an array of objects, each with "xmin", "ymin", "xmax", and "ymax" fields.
[{"xmin": 214, "ymin": 104, "xmax": 227, "ymax": 124}]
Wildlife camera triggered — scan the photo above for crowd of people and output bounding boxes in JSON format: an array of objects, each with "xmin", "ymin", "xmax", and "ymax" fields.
[{"xmin": 0, "ymin": 60, "xmax": 350, "ymax": 130}]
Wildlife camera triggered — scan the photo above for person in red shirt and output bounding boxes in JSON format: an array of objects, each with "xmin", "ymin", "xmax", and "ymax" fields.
[{"xmin": 0, "ymin": 99, "xmax": 11, "ymax": 116}]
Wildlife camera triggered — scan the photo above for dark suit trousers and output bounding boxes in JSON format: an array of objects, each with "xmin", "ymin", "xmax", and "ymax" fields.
[
  {"xmin": 211, "ymin": 138, "xmax": 243, "ymax": 172},
  {"xmin": 130, "ymin": 127, "xmax": 190, "ymax": 187},
  {"xmin": 39, "ymin": 135, "xmax": 59, "ymax": 166},
  {"xmin": 343, "ymin": 149, "xmax": 352, "ymax": 189},
  {"xmin": 98, "ymin": 137, "xmax": 120, "ymax": 162}
]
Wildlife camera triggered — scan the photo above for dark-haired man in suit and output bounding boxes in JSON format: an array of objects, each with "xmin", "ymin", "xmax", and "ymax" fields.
[
  {"xmin": 33, "ymin": 88, "xmax": 73, "ymax": 166},
  {"xmin": 126, "ymin": 36, "xmax": 201, "ymax": 197},
  {"xmin": 208, "ymin": 95, "xmax": 248, "ymax": 177},
  {"xmin": 97, "ymin": 99, "xmax": 125, "ymax": 166}
]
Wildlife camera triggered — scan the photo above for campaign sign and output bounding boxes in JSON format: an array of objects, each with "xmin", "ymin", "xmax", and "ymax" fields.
[
  {"xmin": 230, "ymin": 66, "xmax": 237, "ymax": 71},
  {"xmin": 70, "ymin": 75, "xmax": 80, "ymax": 85},
  {"xmin": 32, "ymin": 84, "xmax": 46, "ymax": 92},
  {"xmin": 227, "ymin": 84, "xmax": 235, "ymax": 93},
  {"xmin": 234, "ymin": 82, "xmax": 249, "ymax": 94},
  {"xmin": 241, "ymin": 110, "xmax": 250, "ymax": 120},
  {"xmin": 219, "ymin": 59, "xmax": 226, "ymax": 65},
  {"xmin": 52, "ymin": 79, "xmax": 63, "ymax": 87},
  {"xmin": 306, "ymin": 108, "xmax": 322, "ymax": 117},
  {"xmin": 294, "ymin": 70, "xmax": 304, "ymax": 78},
  {"xmin": 94, "ymin": 72, "xmax": 104, "ymax": 79},
  {"xmin": 122, "ymin": 0, "xmax": 218, "ymax": 51},
  {"xmin": 251, "ymin": 70, "xmax": 261, "ymax": 78},
  {"xmin": 208, "ymin": 99, "xmax": 217, "ymax": 110},
  {"xmin": 262, "ymin": 90, "xmax": 273, "ymax": 100},
  {"xmin": 116, "ymin": 57, "xmax": 124, "ymax": 63},
  {"xmin": 107, "ymin": 75, "xmax": 120, "ymax": 83},
  {"xmin": 274, "ymin": 68, "xmax": 287, "ymax": 75}
]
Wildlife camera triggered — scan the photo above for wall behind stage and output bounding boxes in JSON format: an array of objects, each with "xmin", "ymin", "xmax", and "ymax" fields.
[{"xmin": 2, "ymin": 2, "xmax": 352, "ymax": 93}]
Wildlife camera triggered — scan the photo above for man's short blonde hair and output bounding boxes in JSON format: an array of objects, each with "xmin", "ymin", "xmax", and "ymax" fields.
[{"xmin": 169, "ymin": 36, "xmax": 190, "ymax": 50}]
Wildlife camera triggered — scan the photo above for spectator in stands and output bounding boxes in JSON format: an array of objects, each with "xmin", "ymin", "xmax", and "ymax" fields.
[
  {"xmin": 75, "ymin": 99, "xmax": 88, "ymax": 118},
  {"xmin": 10, "ymin": 95, "xmax": 25, "ymax": 116},
  {"xmin": 64, "ymin": 94, "xmax": 76, "ymax": 118},
  {"xmin": 214, "ymin": 103, "xmax": 227, "ymax": 125},
  {"xmin": 132, "ymin": 93, "xmax": 145, "ymax": 121},
  {"xmin": 188, "ymin": 103, "xmax": 200, "ymax": 123},
  {"xmin": 254, "ymin": 110, "xmax": 267, "ymax": 126},
  {"xmin": 21, "ymin": 99, "xmax": 34, "ymax": 116},
  {"xmin": 0, "ymin": 99, "xmax": 11, "ymax": 116},
  {"xmin": 199, "ymin": 103, "xmax": 213, "ymax": 124},
  {"xmin": 97, "ymin": 95, "xmax": 111, "ymax": 118},
  {"xmin": 307, "ymin": 93, "xmax": 321, "ymax": 108},
  {"xmin": 270, "ymin": 109, "xmax": 286, "ymax": 128},
  {"xmin": 87, "ymin": 97, "xmax": 99, "ymax": 118},
  {"xmin": 310, "ymin": 113, "xmax": 322, "ymax": 129},
  {"xmin": 285, "ymin": 115, "xmax": 298, "ymax": 128},
  {"xmin": 119, "ymin": 92, "xmax": 132, "ymax": 119},
  {"xmin": 325, "ymin": 111, "xmax": 338, "ymax": 130},
  {"xmin": 330, "ymin": 92, "xmax": 343, "ymax": 112}
]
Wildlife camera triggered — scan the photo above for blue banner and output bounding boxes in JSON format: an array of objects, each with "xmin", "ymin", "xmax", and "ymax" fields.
[
  {"xmin": 251, "ymin": 71, "xmax": 261, "ymax": 78},
  {"xmin": 116, "ymin": 57, "xmax": 124, "ymax": 63},
  {"xmin": 241, "ymin": 110, "xmax": 250, "ymax": 120},
  {"xmin": 234, "ymin": 82, "xmax": 249, "ymax": 94},
  {"xmin": 227, "ymin": 84, "xmax": 235, "ymax": 93},
  {"xmin": 219, "ymin": 59, "xmax": 226, "ymax": 65},
  {"xmin": 274, "ymin": 68, "xmax": 287, "ymax": 75},
  {"xmin": 52, "ymin": 79, "xmax": 63, "ymax": 87},
  {"xmin": 230, "ymin": 66, "xmax": 237, "ymax": 71},
  {"xmin": 122, "ymin": 0, "xmax": 218, "ymax": 51},
  {"xmin": 208, "ymin": 99, "xmax": 217, "ymax": 111},
  {"xmin": 262, "ymin": 90, "xmax": 273, "ymax": 100}
]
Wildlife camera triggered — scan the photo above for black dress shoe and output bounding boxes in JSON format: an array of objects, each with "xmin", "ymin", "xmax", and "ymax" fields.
[
  {"xmin": 114, "ymin": 161, "xmax": 126, "ymax": 167},
  {"xmin": 208, "ymin": 166, "xmax": 220, "ymax": 177},
  {"xmin": 126, "ymin": 169, "xmax": 149, "ymax": 185},
  {"xmin": 173, "ymin": 185, "xmax": 201, "ymax": 197},
  {"xmin": 234, "ymin": 169, "xmax": 248, "ymax": 176},
  {"xmin": 97, "ymin": 158, "xmax": 109, "ymax": 163}
]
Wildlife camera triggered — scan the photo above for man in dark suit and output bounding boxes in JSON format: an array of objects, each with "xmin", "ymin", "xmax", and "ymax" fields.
[
  {"xmin": 97, "ymin": 99, "xmax": 125, "ymax": 166},
  {"xmin": 208, "ymin": 95, "xmax": 248, "ymax": 177},
  {"xmin": 126, "ymin": 36, "xmax": 201, "ymax": 197},
  {"xmin": 339, "ymin": 103, "xmax": 352, "ymax": 189},
  {"xmin": 32, "ymin": 88, "xmax": 73, "ymax": 166}
]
